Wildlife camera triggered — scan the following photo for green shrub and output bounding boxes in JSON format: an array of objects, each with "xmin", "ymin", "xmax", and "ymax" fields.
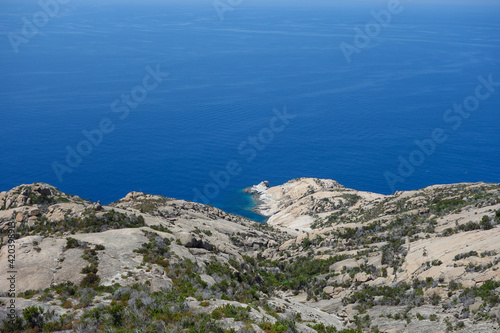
[
  {"xmin": 211, "ymin": 308, "xmax": 223, "ymax": 320},
  {"xmin": 431, "ymin": 259, "xmax": 442, "ymax": 266},
  {"xmin": 480, "ymin": 216, "xmax": 493, "ymax": 230},
  {"xmin": 150, "ymin": 224, "xmax": 173, "ymax": 233},
  {"xmin": 94, "ymin": 244, "xmax": 106, "ymax": 251},
  {"xmin": 23, "ymin": 306, "xmax": 45, "ymax": 329},
  {"xmin": 81, "ymin": 265, "xmax": 98, "ymax": 274},
  {"xmin": 454, "ymin": 251, "xmax": 478, "ymax": 261},
  {"xmin": 310, "ymin": 323, "xmax": 339, "ymax": 332},
  {"xmin": 458, "ymin": 222, "xmax": 481, "ymax": 232},
  {"xmin": 80, "ymin": 273, "xmax": 100, "ymax": 288},
  {"xmin": 433, "ymin": 198, "xmax": 465, "ymax": 214},
  {"xmin": 19, "ymin": 289, "xmax": 38, "ymax": 299},
  {"xmin": 65, "ymin": 237, "xmax": 80, "ymax": 249},
  {"xmin": 0, "ymin": 317, "xmax": 24, "ymax": 333},
  {"xmin": 458, "ymin": 280, "xmax": 500, "ymax": 306}
]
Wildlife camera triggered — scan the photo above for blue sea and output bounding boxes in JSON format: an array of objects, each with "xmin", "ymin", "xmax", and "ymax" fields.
[{"xmin": 1, "ymin": 0, "xmax": 499, "ymax": 221}]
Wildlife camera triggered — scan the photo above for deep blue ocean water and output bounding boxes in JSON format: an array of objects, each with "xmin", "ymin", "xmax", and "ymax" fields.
[{"xmin": 1, "ymin": 0, "xmax": 499, "ymax": 221}]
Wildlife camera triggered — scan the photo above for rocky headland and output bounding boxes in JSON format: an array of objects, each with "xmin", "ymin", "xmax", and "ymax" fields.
[{"xmin": 1, "ymin": 178, "xmax": 499, "ymax": 332}]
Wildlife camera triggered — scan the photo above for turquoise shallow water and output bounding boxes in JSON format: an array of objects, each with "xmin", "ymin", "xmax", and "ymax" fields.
[{"xmin": 0, "ymin": 1, "xmax": 499, "ymax": 221}]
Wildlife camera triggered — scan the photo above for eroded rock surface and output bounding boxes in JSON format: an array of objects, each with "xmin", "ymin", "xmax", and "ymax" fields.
[{"xmin": 0, "ymin": 180, "xmax": 499, "ymax": 332}]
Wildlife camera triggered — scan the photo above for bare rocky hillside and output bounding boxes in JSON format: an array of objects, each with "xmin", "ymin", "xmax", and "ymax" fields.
[{"xmin": 0, "ymin": 179, "xmax": 499, "ymax": 332}]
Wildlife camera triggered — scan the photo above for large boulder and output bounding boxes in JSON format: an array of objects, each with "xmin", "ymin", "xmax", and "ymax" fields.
[
  {"xmin": 16, "ymin": 212, "xmax": 24, "ymax": 222},
  {"xmin": 176, "ymin": 232, "xmax": 213, "ymax": 251},
  {"xmin": 29, "ymin": 208, "xmax": 41, "ymax": 217}
]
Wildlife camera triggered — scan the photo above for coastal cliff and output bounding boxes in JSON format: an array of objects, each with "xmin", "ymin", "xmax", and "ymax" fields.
[{"xmin": 1, "ymin": 179, "xmax": 499, "ymax": 332}]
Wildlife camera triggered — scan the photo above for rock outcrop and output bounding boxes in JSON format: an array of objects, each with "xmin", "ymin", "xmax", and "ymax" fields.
[
  {"xmin": 246, "ymin": 178, "xmax": 500, "ymax": 332},
  {"xmin": 0, "ymin": 179, "xmax": 499, "ymax": 332}
]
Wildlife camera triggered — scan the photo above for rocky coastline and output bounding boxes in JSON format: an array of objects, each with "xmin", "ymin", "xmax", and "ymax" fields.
[
  {"xmin": 1, "ymin": 179, "xmax": 500, "ymax": 332},
  {"xmin": 243, "ymin": 180, "xmax": 273, "ymax": 217}
]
